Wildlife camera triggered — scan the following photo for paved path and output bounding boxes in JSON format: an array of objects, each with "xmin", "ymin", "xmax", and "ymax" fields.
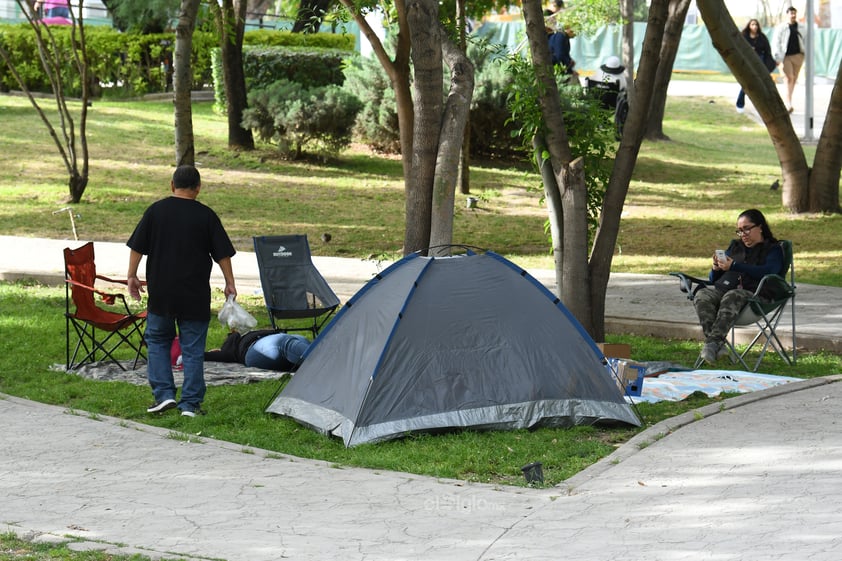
[{"xmin": 2, "ymin": 235, "xmax": 839, "ymax": 352}]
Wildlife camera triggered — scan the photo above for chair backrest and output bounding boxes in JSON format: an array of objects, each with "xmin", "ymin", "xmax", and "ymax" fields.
[
  {"xmin": 64, "ymin": 242, "xmax": 100, "ymax": 320},
  {"xmin": 253, "ymin": 235, "xmax": 340, "ymax": 320},
  {"xmin": 585, "ymin": 77, "xmax": 619, "ymax": 111},
  {"xmin": 778, "ymin": 239, "xmax": 794, "ymax": 280}
]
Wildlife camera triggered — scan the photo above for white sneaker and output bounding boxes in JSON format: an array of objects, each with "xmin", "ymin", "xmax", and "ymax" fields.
[{"xmin": 736, "ymin": 106, "xmax": 745, "ymax": 114}]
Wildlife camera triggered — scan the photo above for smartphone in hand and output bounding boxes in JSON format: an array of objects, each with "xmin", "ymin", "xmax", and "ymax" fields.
[{"xmin": 715, "ymin": 250, "xmax": 727, "ymax": 262}]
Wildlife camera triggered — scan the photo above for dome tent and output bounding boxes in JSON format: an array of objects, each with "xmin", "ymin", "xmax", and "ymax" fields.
[{"xmin": 266, "ymin": 248, "xmax": 640, "ymax": 447}]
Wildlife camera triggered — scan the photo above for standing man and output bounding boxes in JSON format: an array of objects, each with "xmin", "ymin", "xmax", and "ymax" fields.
[
  {"xmin": 545, "ymin": 10, "xmax": 577, "ymax": 82},
  {"xmin": 127, "ymin": 165, "xmax": 237, "ymax": 417},
  {"xmin": 773, "ymin": 6, "xmax": 806, "ymax": 113}
]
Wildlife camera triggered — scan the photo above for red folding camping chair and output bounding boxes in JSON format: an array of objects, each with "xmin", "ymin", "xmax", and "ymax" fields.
[{"xmin": 64, "ymin": 242, "xmax": 147, "ymax": 371}]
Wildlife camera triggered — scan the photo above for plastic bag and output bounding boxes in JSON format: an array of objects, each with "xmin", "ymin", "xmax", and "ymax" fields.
[{"xmin": 218, "ymin": 294, "xmax": 257, "ymax": 332}]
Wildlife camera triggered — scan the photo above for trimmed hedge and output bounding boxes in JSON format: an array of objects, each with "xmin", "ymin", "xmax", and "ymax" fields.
[{"xmin": 0, "ymin": 23, "xmax": 354, "ymax": 97}]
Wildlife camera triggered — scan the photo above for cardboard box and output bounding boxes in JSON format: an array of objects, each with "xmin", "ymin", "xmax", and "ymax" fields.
[{"xmin": 597, "ymin": 343, "xmax": 631, "ymax": 359}]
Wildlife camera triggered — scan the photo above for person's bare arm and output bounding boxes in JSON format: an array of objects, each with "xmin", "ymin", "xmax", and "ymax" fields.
[
  {"xmin": 127, "ymin": 249, "xmax": 144, "ymax": 301},
  {"xmin": 217, "ymin": 256, "xmax": 237, "ymax": 299}
]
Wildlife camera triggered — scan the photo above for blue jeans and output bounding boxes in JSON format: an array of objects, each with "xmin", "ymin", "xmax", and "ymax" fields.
[
  {"xmin": 245, "ymin": 333, "xmax": 310, "ymax": 371},
  {"xmin": 145, "ymin": 312, "xmax": 209, "ymax": 412}
]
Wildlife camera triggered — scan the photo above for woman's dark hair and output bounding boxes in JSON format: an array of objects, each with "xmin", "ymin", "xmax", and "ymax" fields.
[
  {"xmin": 742, "ymin": 18, "xmax": 760, "ymax": 37},
  {"xmin": 739, "ymin": 208, "xmax": 777, "ymax": 242}
]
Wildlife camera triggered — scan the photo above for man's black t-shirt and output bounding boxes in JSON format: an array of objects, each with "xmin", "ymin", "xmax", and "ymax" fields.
[{"xmin": 127, "ymin": 196, "xmax": 235, "ymax": 320}]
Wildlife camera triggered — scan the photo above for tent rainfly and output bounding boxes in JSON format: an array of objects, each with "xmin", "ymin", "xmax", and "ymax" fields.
[{"xmin": 266, "ymin": 249, "xmax": 640, "ymax": 447}]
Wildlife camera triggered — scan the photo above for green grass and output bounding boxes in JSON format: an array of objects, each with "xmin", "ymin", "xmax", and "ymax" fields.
[{"xmin": 0, "ymin": 89, "xmax": 841, "ymax": 494}]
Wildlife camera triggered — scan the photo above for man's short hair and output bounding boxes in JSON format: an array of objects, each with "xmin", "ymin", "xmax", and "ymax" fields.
[
  {"xmin": 172, "ymin": 165, "xmax": 201, "ymax": 190},
  {"xmin": 787, "ymin": 6, "xmax": 797, "ymax": 13}
]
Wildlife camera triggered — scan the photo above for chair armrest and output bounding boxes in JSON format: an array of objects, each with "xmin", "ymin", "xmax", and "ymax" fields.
[
  {"xmin": 96, "ymin": 273, "xmax": 147, "ymax": 288},
  {"xmin": 66, "ymin": 278, "xmax": 136, "ymax": 313},
  {"xmin": 753, "ymin": 274, "xmax": 794, "ymax": 301},
  {"xmin": 669, "ymin": 272, "xmax": 712, "ymax": 300}
]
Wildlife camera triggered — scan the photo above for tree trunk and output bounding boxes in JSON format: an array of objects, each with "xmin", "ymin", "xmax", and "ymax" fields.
[
  {"xmin": 3, "ymin": 0, "xmax": 90, "ymax": 203},
  {"xmin": 219, "ymin": 0, "xmax": 254, "ymax": 150},
  {"xmin": 429, "ymin": 28, "xmax": 474, "ymax": 254},
  {"xmin": 521, "ymin": 0, "xmax": 580, "ymax": 323},
  {"xmin": 174, "ymin": 0, "xmax": 201, "ymax": 167},
  {"xmin": 457, "ymin": 0, "xmax": 470, "ymax": 196},
  {"xmin": 696, "ymin": 0, "xmax": 811, "ymax": 212},
  {"xmin": 338, "ymin": 0, "xmax": 415, "ymax": 250},
  {"xmin": 621, "ymin": 0, "xmax": 635, "ymax": 109},
  {"xmin": 644, "ymin": 0, "xmax": 691, "ymax": 140},
  {"xmin": 560, "ymin": 157, "xmax": 591, "ymax": 331},
  {"xmin": 588, "ymin": 0, "xmax": 671, "ymax": 341},
  {"xmin": 534, "ymin": 135, "xmax": 563, "ymax": 294},
  {"xmin": 291, "ymin": 0, "xmax": 331, "ymax": 33},
  {"xmin": 405, "ymin": 0, "xmax": 442, "ymax": 255},
  {"xmin": 809, "ymin": 60, "xmax": 842, "ymax": 212}
]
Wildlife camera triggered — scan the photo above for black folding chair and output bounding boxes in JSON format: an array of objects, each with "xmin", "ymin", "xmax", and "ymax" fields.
[
  {"xmin": 585, "ymin": 77, "xmax": 628, "ymax": 139},
  {"xmin": 670, "ymin": 240, "xmax": 796, "ymax": 371},
  {"xmin": 253, "ymin": 235, "xmax": 340, "ymax": 338}
]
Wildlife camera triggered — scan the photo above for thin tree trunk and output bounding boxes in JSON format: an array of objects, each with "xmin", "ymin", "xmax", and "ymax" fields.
[
  {"xmin": 533, "ymin": 135, "xmax": 563, "ymax": 294},
  {"xmin": 589, "ymin": 0, "xmax": 671, "ymax": 341},
  {"xmin": 429, "ymin": 27, "xmax": 474, "ymax": 254},
  {"xmin": 456, "ymin": 0, "xmax": 470, "ymax": 196},
  {"xmin": 697, "ymin": 0, "xmax": 810, "ymax": 212},
  {"xmin": 174, "ymin": 0, "xmax": 202, "ymax": 167},
  {"xmin": 644, "ymin": 0, "xmax": 691, "ymax": 140},
  {"xmin": 219, "ymin": 0, "xmax": 254, "ymax": 150},
  {"xmin": 337, "ymin": 0, "xmax": 415, "ymax": 251},
  {"xmin": 809, "ymin": 58, "xmax": 842, "ymax": 212},
  {"xmin": 405, "ymin": 0, "xmax": 442, "ymax": 255}
]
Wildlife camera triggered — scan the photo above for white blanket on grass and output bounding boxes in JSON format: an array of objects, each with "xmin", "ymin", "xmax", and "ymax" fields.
[{"xmin": 629, "ymin": 370, "xmax": 801, "ymax": 404}]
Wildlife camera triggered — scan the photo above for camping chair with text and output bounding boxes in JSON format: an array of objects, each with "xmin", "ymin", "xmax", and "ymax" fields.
[
  {"xmin": 64, "ymin": 242, "xmax": 147, "ymax": 371},
  {"xmin": 670, "ymin": 240, "xmax": 796, "ymax": 371},
  {"xmin": 585, "ymin": 77, "xmax": 628, "ymax": 140},
  {"xmin": 253, "ymin": 235, "xmax": 340, "ymax": 339}
]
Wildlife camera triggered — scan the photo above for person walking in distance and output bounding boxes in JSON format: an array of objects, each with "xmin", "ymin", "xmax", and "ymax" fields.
[
  {"xmin": 773, "ymin": 6, "xmax": 806, "ymax": 113},
  {"xmin": 127, "ymin": 165, "xmax": 237, "ymax": 417}
]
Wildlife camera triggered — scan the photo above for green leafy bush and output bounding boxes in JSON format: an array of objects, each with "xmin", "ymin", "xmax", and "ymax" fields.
[
  {"xmin": 212, "ymin": 45, "xmax": 353, "ymax": 113},
  {"xmin": 242, "ymin": 78, "xmax": 362, "ymax": 160},
  {"xmin": 465, "ymin": 40, "xmax": 520, "ymax": 159},
  {"xmin": 342, "ymin": 39, "xmax": 522, "ymax": 158},
  {"xmin": 342, "ymin": 53, "xmax": 400, "ymax": 153}
]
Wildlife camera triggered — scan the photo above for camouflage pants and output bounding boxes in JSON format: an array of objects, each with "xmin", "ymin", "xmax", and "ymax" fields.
[{"xmin": 693, "ymin": 287, "xmax": 753, "ymax": 343}]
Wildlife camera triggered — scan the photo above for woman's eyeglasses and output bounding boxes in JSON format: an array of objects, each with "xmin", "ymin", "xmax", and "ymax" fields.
[{"xmin": 735, "ymin": 224, "xmax": 759, "ymax": 236}]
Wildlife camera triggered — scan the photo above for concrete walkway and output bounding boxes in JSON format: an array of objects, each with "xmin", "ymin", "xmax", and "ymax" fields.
[{"xmin": 2, "ymin": 235, "xmax": 839, "ymax": 352}]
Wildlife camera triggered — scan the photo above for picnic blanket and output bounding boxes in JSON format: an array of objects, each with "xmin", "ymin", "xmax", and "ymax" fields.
[
  {"xmin": 629, "ymin": 368, "xmax": 801, "ymax": 404},
  {"xmin": 54, "ymin": 360, "xmax": 289, "ymax": 386}
]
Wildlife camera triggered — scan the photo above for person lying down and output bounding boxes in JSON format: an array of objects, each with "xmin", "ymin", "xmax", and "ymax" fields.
[{"xmin": 205, "ymin": 330, "xmax": 310, "ymax": 372}]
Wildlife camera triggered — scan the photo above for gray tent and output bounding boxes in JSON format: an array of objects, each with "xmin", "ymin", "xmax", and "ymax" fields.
[{"xmin": 266, "ymin": 249, "xmax": 640, "ymax": 447}]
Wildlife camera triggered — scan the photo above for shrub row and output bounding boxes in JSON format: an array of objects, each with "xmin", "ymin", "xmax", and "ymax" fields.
[{"xmin": 0, "ymin": 23, "xmax": 354, "ymax": 97}]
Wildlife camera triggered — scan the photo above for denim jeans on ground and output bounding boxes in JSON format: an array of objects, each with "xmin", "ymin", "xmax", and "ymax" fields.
[
  {"xmin": 245, "ymin": 333, "xmax": 310, "ymax": 370},
  {"xmin": 145, "ymin": 312, "xmax": 209, "ymax": 412}
]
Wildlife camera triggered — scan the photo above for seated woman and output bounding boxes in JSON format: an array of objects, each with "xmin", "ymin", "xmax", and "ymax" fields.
[
  {"xmin": 694, "ymin": 209, "xmax": 783, "ymax": 364},
  {"xmin": 205, "ymin": 330, "xmax": 310, "ymax": 372}
]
